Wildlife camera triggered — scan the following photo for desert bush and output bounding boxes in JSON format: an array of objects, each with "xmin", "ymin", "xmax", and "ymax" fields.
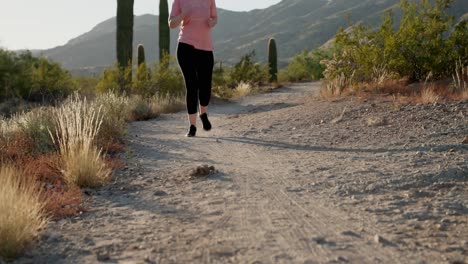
[
  {"xmin": 51, "ymin": 95, "xmax": 111, "ymax": 188},
  {"xmin": 132, "ymin": 63, "xmax": 152, "ymax": 96},
  {"xmin": 152, "ymin": 54, "xmax": 185, "ymax": 97},
  {"xmin": 73, "ymin": 76, "xmax": 100, "ymax": 98},
  {"xmin": 212, "ymin": 61, "xmax": 228, "ymax": 88},
  {"xmin": 148, "ymin": 95, "xmax": 185, "ymax": 115},
  {"xmin": 0, "ymin": 49, "xmax": 75, "ymax": 104},
  {"xmin": 0, "ymin": 107, "xmax": 57, "ymax": 157},
  {"xmin": 127, "ymin": 95, "xmax": 155, "ymax": 121},
  {"xmin": 0, "ymin": 50, "xmax": 35, "ymax": 102},
  {"xmin": 320, "ymin": 72, "xmax": 353, "ymax": 97},
  {"xmin": 14, "ymin": 108, "xmax": 57, "ymax": 155},
  {"xmin": 229, "ymin": 51, "xmax": 267, "ymax": 88},
  {"xmin": 0, "ymin": 164, "xmax": 47, "ymax": 259},
  {"xmin": 324, "ymin": 0, "xmax": 468, "ymax": 91},
  {"xmin": 280, "ymin": 49, "xmax": 331, "ymax": 82},
  {"xmin": 96, "ymin": 65, "xmax": 127, "ymax": 94},
  {"xmin": 29, "ymin": 58, "xmax": 76, "ymax": 103},
  {"xmin": 93, "ymin": 92, "xmax": 131, "ymax": 146}
]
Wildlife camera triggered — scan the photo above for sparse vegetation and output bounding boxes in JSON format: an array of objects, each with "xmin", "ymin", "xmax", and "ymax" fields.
[
  {"xmin": 0, "ymin": 49, "xmax": 76, "ymax": 108},
  {"xmin": 212, "ymin": 52, "xmax": 268, "ymax": 98},
  {"xmin": 320, "ymin": 0, "xmax": 468, "ymax": 99},
  {"xmin": 280, "ymin": 49, "xmax": 331, "ymax": 82},
  {"xmin": 0, "ymin": 165, "xmax": 47, "ymax": 259}
]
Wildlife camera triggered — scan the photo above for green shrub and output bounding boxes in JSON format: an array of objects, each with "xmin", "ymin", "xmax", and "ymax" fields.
[
  {"xmin": 128, "ymin": 95, "xmax": 156, "ymax": 121},
  {"xmin": 228, "ymin": 51, "xmax": 267, "ymax": 88},
  {"xmin": 0, "ymin": 50, "xmax": 34, "ymax": 102},
  {"xmin": 279, "ymin": 49, "xmax": 331, "ymax": 82},
  {"xmin": 152, "ymin": 54, "xmax": 185, "ymax": 97},
  {"xmin": 14, "ymin": 108, "xmax": 57, "ymax": 155},
  {"xmin": 0, "ymin": 49, "xmax": 75, "ymax": 103},
  {"xmin": 29, "ymin": 58, "xmax": 76, "ymax": 102},
  {"xmin": 325, "ymin": 0, "xmax": 468, "ymax": 85},
  {"xmin": 96, "ymin": 65, "xmax": 132, "ymax": 94},
  {"xmin": 132, "ymin": 63, "xmax": 152, "ymax": 96}
]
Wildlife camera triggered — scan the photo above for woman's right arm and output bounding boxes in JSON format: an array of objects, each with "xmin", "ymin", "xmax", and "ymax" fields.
[
  {"xmin": 168, "ymin": 0, "xmax": 190, "ymax": 29},
  {"xmin": 169, "ymin": 13, "xmax": 184, "ymax": 28}
]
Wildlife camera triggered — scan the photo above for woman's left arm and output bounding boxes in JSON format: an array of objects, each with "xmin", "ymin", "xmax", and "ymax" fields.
[{"xmin": 208, "ymin": 0, "xmax": 217, "ymax": 28}]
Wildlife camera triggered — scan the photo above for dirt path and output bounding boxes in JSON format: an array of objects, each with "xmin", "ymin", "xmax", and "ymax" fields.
[{"xmin": 14, "ymin": 83, "xmax": 467, "ymax": 264}]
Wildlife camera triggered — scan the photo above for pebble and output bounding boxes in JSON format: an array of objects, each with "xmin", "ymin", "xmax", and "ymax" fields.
[{"xmin": 154, "ymin": 190, "xmax": 168, "ymax": 196}]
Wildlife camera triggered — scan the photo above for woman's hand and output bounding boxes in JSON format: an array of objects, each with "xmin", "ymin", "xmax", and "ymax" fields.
[
  {"xmin": 169, "ymin": 3, "xmax": 193, "ymax": 28},
  {"xmin": 207, "ymin": 17, "xmax": 217, "ymax": 28}
]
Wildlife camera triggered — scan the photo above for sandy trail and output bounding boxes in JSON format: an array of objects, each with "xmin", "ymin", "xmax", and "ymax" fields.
[{"xmin": 14, "ymin": 83, "xmax": 467, "ymax": 264}]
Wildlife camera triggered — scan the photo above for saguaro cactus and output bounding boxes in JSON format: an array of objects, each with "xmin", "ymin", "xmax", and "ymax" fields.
[
  {"xmin": 116, "ymin": 0, "xmax": 134, "ymax": 91},
  {"xmin": 268, "ymin": 38, "xmax": 278, "ymax": 83},
  {"xmin": 159, "ymin": 0, "xmax": 170, "ymax": 61},
  {"xmin": 137, "ymin": 44, "xmax": 146, "ymax": 66}
]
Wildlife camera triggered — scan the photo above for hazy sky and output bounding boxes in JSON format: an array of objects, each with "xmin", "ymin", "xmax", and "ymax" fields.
[{"xmin": 0, "ymin": 0, "xmax": 281, "ymax": 50}]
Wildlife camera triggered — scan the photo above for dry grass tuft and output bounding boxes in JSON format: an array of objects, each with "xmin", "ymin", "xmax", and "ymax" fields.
[
  {"xmin": 420, "ymin": 87, "xmax": 441, "ymax": 104},
  {"xmin": 232, "ymin": 82, "xmax": 254, "ymax": 98},
  {"xmin": 149, "ymin": 95, "xmax": 185, "ymax": 115},
  {"xmin": 0, "ymin": 165, "xmax": 47, "ymax": 259},
  {"xmin": 461, "ymin": 89, "xmax": 468, "ymax": 101},
  {"xmin": 51, "ymin": 95, "xmax": 111, "ymax": 188},
  {"xmin": 452, "ymin": 60, "xmax": 468, "ymax": 92},
  {"xmin": 320, "ymin": 72, "xmax": 352, "ymax": 98}
]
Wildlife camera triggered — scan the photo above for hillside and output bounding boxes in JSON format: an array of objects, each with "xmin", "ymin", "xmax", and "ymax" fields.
[{"xmin": 38, "ymin": 0, "xmax": 468, "ymax": 74}]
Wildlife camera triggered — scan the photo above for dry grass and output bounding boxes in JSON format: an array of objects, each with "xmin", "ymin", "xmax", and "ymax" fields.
[
  {"xmin": 149, "ymin": 95, "xmax": 185, "ymax": 115},
  {"xmin": 320, "ymin": 72, "xmax": 352, "ymax": 98},
  {"xmin": 462, "ymin": 89, "xmax": 468, "ymax": 101},
  {"xmin": 43, "ymin": 185, "xmax": 86, "ymax": 219},
  {"xmin": 232, "ymin": 82, "xmax": 254, "ymax": 98},
  {"xmin": 93, "ymin": 92, "xmax": 130, "ymax": 145},
  {"xmin": 0, "ymin": 165, "xmax": 47, "ymax": 259},
  {"xmin": 452, "ymin": 60, "xmax": 467, "ymax": 92},
  {"xmin": 419, "ymin": 87, "xmax": 441, "ymax": 104},
  {"xmin": 21, "ymin": 154, "xmax": 86, "ymax": 219},
  {"xmin": 51, "ymin": 95, "xmax": 111, "ymax": 188}
]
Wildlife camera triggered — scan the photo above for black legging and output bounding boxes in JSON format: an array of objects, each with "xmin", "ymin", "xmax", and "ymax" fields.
[{"xmin": 176, "ymin": 42, "xmax": 214, "ymax": 115}]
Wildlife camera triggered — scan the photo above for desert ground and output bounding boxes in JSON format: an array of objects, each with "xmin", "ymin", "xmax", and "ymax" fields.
[{"xmin": 12, "ymin": 82, "xmax": 467, "ymax": 264}]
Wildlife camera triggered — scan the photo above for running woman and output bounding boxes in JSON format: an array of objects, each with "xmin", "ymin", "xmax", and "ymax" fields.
[{"xmin": 169, "ymin": 0, "xmax": 217, "ymax": 137}]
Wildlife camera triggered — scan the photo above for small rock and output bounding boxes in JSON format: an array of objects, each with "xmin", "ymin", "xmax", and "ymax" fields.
[
  {"xmin": 336, "ymin": 256, "xmax": 349, "ymax": 262},
  {"xmin": 154, "ymin": 190, "xmax": 168, "ymax": 196},
  {"xmin": 189, "ymin": 165, "xmax": 216, "ymax": 178},
  {"xmin": 341, "ymin": 231, "xmax": 361, "ymax": 238},
  {"xmin": 312, "ymin": 236, "xmax": 327, "ymax": 245}
]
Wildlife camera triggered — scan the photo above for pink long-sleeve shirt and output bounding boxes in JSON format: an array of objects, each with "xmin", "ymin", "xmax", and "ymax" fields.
[{"xmin": 170, "ymin": 0, "xmax": 217, "ymax": 51}]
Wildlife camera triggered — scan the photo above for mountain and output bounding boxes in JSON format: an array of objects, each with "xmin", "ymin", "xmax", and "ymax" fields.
[{"xmin": 38, "ymin": 0, "xmax": 468, "ymax": 75}]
